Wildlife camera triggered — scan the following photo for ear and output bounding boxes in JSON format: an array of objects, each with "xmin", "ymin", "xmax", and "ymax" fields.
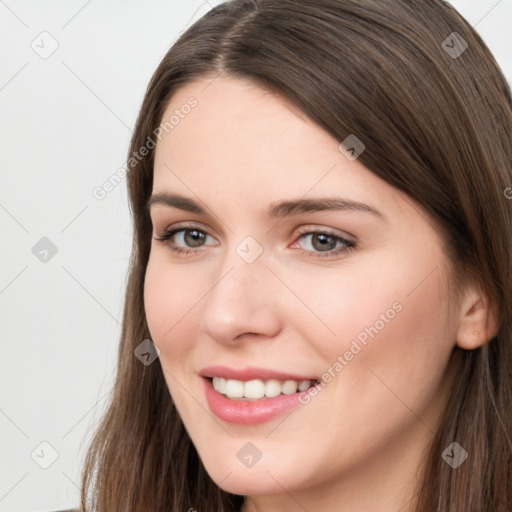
[{"xmin": 456, "ymin": 282, "xmax": 499, "ymax": 350}]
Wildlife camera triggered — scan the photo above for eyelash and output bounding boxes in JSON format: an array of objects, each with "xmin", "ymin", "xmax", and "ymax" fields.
[{"xmin": 153, "ymin": 223, "xmax": 356, "ymax": 259}]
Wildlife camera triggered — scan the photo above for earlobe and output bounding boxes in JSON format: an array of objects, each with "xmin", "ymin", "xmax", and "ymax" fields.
[{"xmin": 455, "ymin": 283, "xmax": 500, "ymax": 350}]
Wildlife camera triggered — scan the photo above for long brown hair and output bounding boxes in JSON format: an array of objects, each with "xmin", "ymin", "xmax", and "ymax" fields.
[{"xmin": 78, "ymin": 1, "xmax": 512, "ymax": 510}]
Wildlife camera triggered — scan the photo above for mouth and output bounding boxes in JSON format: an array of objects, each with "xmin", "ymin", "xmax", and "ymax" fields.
[
  {"xmin": 200, "ymin": 366, "xmax": 322, "ymax": 425},
  {"xmin": 208, "ymin": 376, "xmax": 321, "ymax": 401}
]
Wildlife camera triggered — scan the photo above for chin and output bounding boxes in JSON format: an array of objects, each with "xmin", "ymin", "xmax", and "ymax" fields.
[
  {"xmin": 196, "ymin": 443, "xmax": 312, "ymax": 496},
  {"xmin": 208, "ymin": 464, "xmax": 290, "ymax": 496}
]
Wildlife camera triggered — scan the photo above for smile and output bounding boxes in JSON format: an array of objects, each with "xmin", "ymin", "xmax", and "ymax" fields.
[
  {"xmin": 211, "ymin": 376, "xmax": 319, "ymax": 400},
  {"xmin": 200, "ymin": 366, "xmax": 321, "ymax": 425}
]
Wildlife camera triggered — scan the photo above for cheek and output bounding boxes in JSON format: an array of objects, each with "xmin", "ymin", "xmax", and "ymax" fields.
[
  {"xmin": 143, "ymin": 257, "xmax": 201, "ymax": 414},
  {"xmin": 301, "ymin": 248, "xmax": 454, "ymax": 395},
  {"xmin": 373, "ymin": 276, "xmax": 455, "ymax": 392},
  {"xmin": 329, "ymin": 261, "xmax": 455, "ymax": 427},
  {"xmin": 143, "ymin": 255, "xmax": 197, "ymax": 357},
  {"xmin": 144, "ymin": 259, "xmax": 171, "ymax": 340},
  {"xmin": 287, "ymin": 261, "xmax": 403, "ymax": 360}
]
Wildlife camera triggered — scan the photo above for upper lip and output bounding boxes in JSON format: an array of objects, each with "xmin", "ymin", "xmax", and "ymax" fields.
[{"xmin": 199, "ymin": 365, "xmax": 319, "ymax": 382}]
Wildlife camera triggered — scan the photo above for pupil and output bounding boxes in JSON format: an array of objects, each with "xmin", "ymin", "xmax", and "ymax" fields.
[
  {"xmin": 186, "ymin": 230, "xmax": 205, "ymax": 247},
  {"xmin": 313, "ymin": 233, "xmax": 335, "ymax": 251}
]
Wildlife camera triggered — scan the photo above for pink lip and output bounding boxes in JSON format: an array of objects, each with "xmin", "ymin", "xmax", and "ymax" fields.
[
  {"xmin": 202, "ymin": 377, "xmax": 308, "ymax": 425},
  {"xmin": 200, "ymin": 366, "xmax": 319, "ymax": 425},
  {"xmin": 199, "ymin": 365, "xmax": 318, "ymax": 382}
]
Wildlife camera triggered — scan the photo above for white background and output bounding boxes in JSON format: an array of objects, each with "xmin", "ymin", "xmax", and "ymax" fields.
[{"xmin": 1, "ymin": 1, "xmax": 510, "ymax": 511}]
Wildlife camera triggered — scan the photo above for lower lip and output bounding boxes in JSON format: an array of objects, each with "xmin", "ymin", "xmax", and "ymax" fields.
[{"xmin": 203, "ymin": 378, "xmax": 305, "ymax": 425}]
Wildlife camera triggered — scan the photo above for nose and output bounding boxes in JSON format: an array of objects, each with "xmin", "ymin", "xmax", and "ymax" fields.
[{"xmin": 199, "ymin": 250, "xmax": 283, "ymax": 345}]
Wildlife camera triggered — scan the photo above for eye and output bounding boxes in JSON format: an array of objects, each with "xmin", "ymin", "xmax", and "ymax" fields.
[
  {"xmin": 292, "ymin": 228, "xmax": 356, "ymax": 258},
  {"xmin": 153, "ymin": 224, "xmax": 218, "ymax": 255},
  {"xmin": 153, "ymin": 223, "xmax": 356, "ymax": 259}
]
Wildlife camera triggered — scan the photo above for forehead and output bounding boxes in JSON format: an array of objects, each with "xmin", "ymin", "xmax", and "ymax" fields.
[
  {"xmin": 151, "ymin": 76, "xmax": 433, "ymax": 234},
  {"xmin": 155, "ymin": 78, "xmax": 366, "ymax": 191},
  {"xmin": 156, "ymin": 76, "xmax": 332, "ymax": 167}
]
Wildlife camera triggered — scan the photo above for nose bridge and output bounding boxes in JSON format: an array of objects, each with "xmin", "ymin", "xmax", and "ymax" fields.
[
  {"xmin": 210, "ymin": 233, "xmax": 268, "ymax": 301},
  {"xmin": 204, "ymin": 242, "xmax": 266, "ymax": 315},
  {"xmin": 199, "ymin": 237, "xmax": 281, "ymax": 342}
]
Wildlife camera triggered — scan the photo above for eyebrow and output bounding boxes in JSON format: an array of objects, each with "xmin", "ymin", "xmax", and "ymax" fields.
[{"xmin": 146, "ymin": 192, "xmax": 387, "ymax": 222}]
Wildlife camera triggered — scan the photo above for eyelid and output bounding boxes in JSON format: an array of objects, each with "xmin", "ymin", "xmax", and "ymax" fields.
[
  {"xmin": 154, "ymin": 221, "xmax": 218, "ymax": 245},
  {"xmin": 154, "ymin": 221, "xmax": 217, "ymax": 238},
  {"xmin": 293, "ymin": 224, "xmax": 356, "ymax": 243},
  {"xmin": 154, "ymin": 221, "xmax": 355, "ymax": 242},
  {"xmin": 290, "ymin": 225, "xmax": 356, "ymax": 259}
]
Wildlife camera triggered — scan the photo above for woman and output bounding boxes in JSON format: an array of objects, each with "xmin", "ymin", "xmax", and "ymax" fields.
[{"xmin": 78, "ymin": 1, "xmax": 512, "ymax": 511}]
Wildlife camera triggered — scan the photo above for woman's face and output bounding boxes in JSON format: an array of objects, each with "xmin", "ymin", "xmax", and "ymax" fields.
[{"xmin": 144, "ymin": 76, "xmax": 460, "ymax": 505}]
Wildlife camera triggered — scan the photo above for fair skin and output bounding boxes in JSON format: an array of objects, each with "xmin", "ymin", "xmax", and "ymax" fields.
[{"xmin": 144, "ymin": 75, "xmax": 496, "ymax": 512}]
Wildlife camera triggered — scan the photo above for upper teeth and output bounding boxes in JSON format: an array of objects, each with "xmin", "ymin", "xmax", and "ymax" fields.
[{"xmin": 212, "ymin": 377, "xmax": 315, "ymax": 400}]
